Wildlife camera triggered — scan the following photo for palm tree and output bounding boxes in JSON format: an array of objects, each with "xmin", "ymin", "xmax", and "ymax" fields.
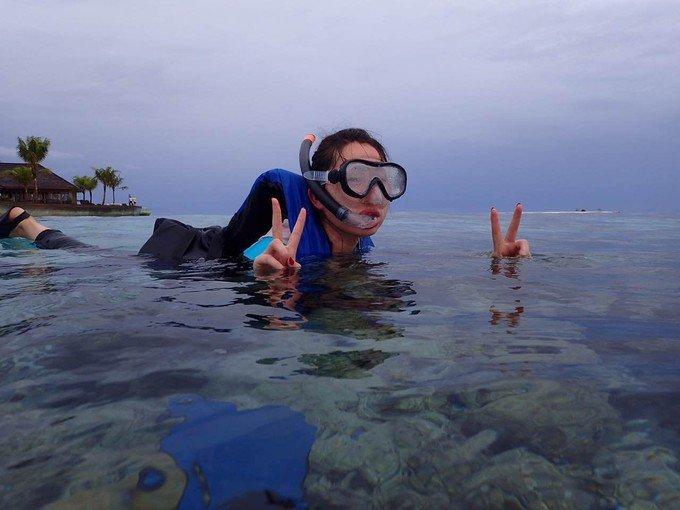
[
  {"xmin": 110, "ymin": 172, "xmax": 124, "ymax": 204},
  {"xmin": 72, "ymin": 176, "xmax": 88, "ymax": 202},
  {"xmin": 5, "ymin": 166, "xmax": 33, "ymax": 200},
  {"xmin": 93, "ymin": 166, "xmax": 116, "ymax": 205},
  {"xmin": 17, "ymin": 136, "xmax": 51, "ymax": 202},
  {"xmin": 93, "ymin": 167, "xmax": 106, "ymax": 204},
  {"xmin": 82, "ymin": 176, "xmax": 98, "ymax": 203}
]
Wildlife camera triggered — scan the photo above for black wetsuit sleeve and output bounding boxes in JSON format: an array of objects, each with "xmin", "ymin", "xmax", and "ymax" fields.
[
  {"xmin": 220, "ymin": 174, "xmax": 286, "ymax": 258},
  {"xmin": 137, "ymin": 171, "xmax": 287, "ymax": 261}
]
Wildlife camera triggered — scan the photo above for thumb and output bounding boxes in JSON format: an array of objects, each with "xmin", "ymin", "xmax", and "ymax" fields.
[{"xmin": 516, "ymin": 239, "xmax": 531, "ymax": 257}]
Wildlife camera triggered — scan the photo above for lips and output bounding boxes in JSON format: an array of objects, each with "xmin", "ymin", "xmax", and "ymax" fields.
[
  {"xmin": 359, "ymin": 208, "xmax": 381, "ymax": 219},
  {"xmin": 354, "ymin": 208, "xmax": 382, "ymax": 229}
]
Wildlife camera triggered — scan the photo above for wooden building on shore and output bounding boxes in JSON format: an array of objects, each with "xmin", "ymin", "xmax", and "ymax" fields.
[{"xmin": 0, "ymin": 163, "xmax": 78, "ymax": 205}]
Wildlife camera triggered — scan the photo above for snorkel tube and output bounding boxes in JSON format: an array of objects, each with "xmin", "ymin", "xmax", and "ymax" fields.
[
  {"xmin": 300, "ymin": 134, "xmax": 348, "ymax": 221},
  {"xmin": 299, "ymin": 134, "xmax": 382, "ymax": 229}
]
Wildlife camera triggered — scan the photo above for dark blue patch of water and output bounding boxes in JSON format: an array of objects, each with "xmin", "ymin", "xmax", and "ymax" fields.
[{"xmin": 161, "ymin": 396, "xmax": 316, "ymax": 509}]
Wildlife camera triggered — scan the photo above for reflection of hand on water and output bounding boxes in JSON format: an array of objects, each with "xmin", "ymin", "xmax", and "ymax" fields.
[
  {"xmin": 247, "ymin": 257, "xmax": 418, "ymax": 339},
  {"xmin": 253, "ymin": 271, "xmax": 307, "ymax": 330},
  {"xmin": 489, "ymin": 305, "xmax": 524, "ymax": 328},
  {"xmin": 490, "ymin": 258, "xmax": 521, "ymax": 279},
  {"xmin": 490, "ymin": 257, "xmax": 524, "ymax": 331}
]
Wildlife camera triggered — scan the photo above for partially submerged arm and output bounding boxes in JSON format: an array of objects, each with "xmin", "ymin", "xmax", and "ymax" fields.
[
  {"xmin": 138, "ymin": 171, "xmax": 288, "ymax": 261},
  {"xmin": 490, "ymin": 203, "xmax": 531, "ymax": 258}
]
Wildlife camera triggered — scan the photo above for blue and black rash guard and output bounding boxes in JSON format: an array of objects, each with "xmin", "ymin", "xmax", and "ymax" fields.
[{"xmin": 137, "ymin": 169, "xmax": 373, "ymax": 261}]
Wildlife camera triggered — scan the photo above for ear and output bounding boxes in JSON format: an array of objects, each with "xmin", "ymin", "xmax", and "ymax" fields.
[{"xmin": 307, "ymin": 189, "xmax": 324, "ymax": 211}]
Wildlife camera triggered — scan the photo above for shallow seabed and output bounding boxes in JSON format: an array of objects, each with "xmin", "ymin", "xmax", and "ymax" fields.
[{"xmin": 1, "ymin": 212, "xmax": 679, "ymax": 509}]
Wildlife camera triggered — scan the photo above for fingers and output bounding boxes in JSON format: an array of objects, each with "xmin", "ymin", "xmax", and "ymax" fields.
[
  {"xmin": 286, "ymin": 208, "xmax": 307, "ymax": 256},
  {"xmin": 258, "ymin": 205, "xmax": 307, "ymax": 274},
  {"xmin": 498, "ymin": 239, "xmax": 531, "ymax": 258},
  {"xmin": 253, "ymin": 253, "xmax": 284, "ymax": 274},
  {"xmin": 490, "ymin": 207, "xmax": 503, "ymax": 250},
  {"xmin": 265, "ymin": 238, "xmax": 289, "ymax": 262},
  {"xmin": 271, "ymin": 197, "xmax": 283, "ymax": 240},
  {"xmin": 254, "ymin": 238, "xmax": 303, "ymax": 275},
  {"xmin": 273, "ymin": 242, "xmax": 301, "ymax": 269},
  {"xmin": 505, "ymin": 203, "xmax": 523, "ymax": 242}
]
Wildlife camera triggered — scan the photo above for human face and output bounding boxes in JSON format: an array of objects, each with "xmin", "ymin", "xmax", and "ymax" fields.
[{"xmin": 319, "ymin": 142, "xmax": 390, "ymax": 236}]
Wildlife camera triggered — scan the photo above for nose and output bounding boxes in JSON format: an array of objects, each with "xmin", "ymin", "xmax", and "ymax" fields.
[{"xmin": 364, "ymin": 184, "xmax": 385, "ymax": 204}]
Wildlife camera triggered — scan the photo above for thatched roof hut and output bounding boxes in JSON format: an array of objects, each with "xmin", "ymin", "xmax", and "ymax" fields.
[{"xmin": 0, "ymin": 163, "xmax": 78, "ymax": 204}]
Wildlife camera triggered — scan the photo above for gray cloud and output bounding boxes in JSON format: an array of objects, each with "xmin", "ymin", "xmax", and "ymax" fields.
[{"xmin": 1, "ymin": 0, "xmax": 678, "ymax": 212}]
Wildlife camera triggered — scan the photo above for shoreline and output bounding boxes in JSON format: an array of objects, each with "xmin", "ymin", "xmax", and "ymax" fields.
[{"xmin": 1, "ymin": 202, "xmax": 150, "ymax": 217}]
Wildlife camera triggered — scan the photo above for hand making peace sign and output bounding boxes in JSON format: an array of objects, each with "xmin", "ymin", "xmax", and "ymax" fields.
[
  {"xmin": 253, "ymin": 198, "xmax": 307, "ymax": 274},
  {"xmin": 490, "ymin": 203, "xmax": 531, "ymax": 258}
]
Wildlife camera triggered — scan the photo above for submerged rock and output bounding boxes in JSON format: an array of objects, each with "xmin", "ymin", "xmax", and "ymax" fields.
[
  {"xmin": 457, "ymin": 379, "xmax": 621, "ymax": 463},
  {"xmin": 593, "ymin": 442, "xmax": 680, "ymax": 509},
  {"xmin": 47, "ymin": 452, "xmax": 186, "ymax": 509},
  {"xmin": 296, "ymin": 349, "xmax": 396, "ymax": 378},
  {"xmin": 461, "ymin": 448, "xmax": 596, "ymax": 509}
]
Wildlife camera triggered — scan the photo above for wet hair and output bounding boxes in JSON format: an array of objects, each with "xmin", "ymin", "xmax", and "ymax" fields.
[{"xmin": 311, "ymin": 128, "xmax": 388, "ymax": 171}]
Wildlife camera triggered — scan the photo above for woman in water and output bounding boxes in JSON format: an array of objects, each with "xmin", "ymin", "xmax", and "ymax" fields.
[{"xmin": 0, "ymin": 128, "xmax": 530, "ymax": 270}]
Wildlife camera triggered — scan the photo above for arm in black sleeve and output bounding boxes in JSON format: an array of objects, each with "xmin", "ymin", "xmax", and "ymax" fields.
[
  {"xmin": 220, "ymin": 171, "xmax": 286, "ymax": 257},
  {"xmin": 137, "ymin": 171, "xmax": 287, "ymax": 261}
]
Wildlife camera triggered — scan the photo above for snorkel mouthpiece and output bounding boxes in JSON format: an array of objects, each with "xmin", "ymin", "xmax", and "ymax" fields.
[
  {"xmin": 344, "ymin": 210, "xmax": 382, "ymax": 229},
  {"xmin": 299, "ymin": 134, "xmax": 383, "ymax": 229}
]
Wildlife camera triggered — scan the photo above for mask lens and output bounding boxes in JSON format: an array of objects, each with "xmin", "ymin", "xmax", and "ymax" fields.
[
  {"xmin": 344, "ymin": 161, "xmax": 406, "ymax": 198},
  {"xmin": 344, "ymin": 161, "xmax": 374, "ymax": 195},
  {"xmin": 382, "ymin": 164, "xmax": 406, "ymax": 198}
]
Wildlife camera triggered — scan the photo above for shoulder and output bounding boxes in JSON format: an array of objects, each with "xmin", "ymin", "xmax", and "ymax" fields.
[{"xmin": 255, "ymin": 168, "xmax": 303, "ymax": 184}]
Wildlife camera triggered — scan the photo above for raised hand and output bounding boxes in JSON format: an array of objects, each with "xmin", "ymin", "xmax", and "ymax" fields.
[
  {"xmin": 253, "ymin": 198, "xmax": 306, "ymax": 274},
  {"xmin": 490, "ymin": 203, "xmax": 531, "ymax": 258}
]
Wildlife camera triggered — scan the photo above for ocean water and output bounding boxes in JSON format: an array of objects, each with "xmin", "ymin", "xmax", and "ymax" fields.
[{"xmin": 1, "ymin": 211, "xmax": 679, "ymax": 509}]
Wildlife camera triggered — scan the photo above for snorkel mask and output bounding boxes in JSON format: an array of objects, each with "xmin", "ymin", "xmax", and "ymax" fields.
[{"xmin": 299, "ymin": 134, "xmax": 407, "ymax": 229}]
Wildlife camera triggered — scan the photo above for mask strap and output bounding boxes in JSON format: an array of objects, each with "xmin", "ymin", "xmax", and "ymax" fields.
[{"xmin": 302, "ymin": 170, "xmax": 330, "ymax": 182}]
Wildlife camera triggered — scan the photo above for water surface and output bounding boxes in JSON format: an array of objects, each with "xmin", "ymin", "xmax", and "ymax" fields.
[{"xmin": 1, "ymin": 212, "xmax": 679, "ymax": 509}]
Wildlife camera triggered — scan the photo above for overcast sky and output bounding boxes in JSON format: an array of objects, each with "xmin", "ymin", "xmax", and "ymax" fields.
[{"xmin": 1, "ymin": 1, "xmax": 678, "ymax": 213}]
